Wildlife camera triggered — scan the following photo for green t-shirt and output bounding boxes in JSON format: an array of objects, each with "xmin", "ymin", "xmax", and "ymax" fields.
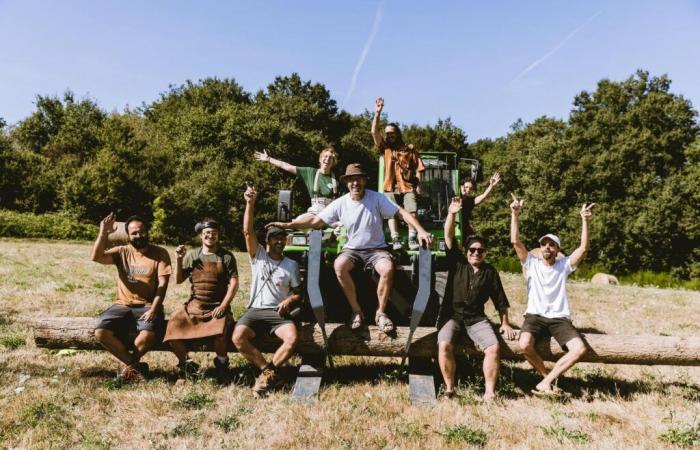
[
  {"xmin": 182, "ymin": 247, "xmax": 238, "ymax": 280},
  {"xmin": 296, "ymin": 166, "xmax": 338, "ymax": 199}
]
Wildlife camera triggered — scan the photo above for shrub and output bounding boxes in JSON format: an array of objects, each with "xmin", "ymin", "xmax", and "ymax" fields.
[{"xmin": 0, "ymin": 210, "xmax": 97, "ymax": 240}]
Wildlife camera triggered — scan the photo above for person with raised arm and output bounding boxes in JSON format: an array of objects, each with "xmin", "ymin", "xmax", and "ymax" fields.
[
  {"xmin": 255, "ymin": 147, "xmax": 340, "ymax": 216},
  {"xmin": 460, "ymin": 172, "xmax": 501, "ymax": 238},
  {"xmin": 91, "ymin": 214, "xmax": 172, "ymax": 383},
  {"xmin": 266, "ymin": 163, "xmax": 433, "ymax": 334},
  {"xmin": 232, "ymin": 184, "xmax": 302, "ymax": 398},
  {"xmin": 372, "ymin": 97, "xmax": 426, "ymax": 250},
  {"xmin": 510, "ymin": 194, "xmax": 596, "ymax": 395},
  {"xmin": 437, "ymin": 197, "xmax": 516, "ymax": 401},
  {"xmin": 163, "ymin": 219, "xmax": 239, "ymax": 384}
]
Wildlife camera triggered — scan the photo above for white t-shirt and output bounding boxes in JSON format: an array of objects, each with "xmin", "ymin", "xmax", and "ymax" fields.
[
  {"xmin": 248, "ymin": 245, "xmax": 301, "ymax": 309},
  {"xmin": 523, "ymin": 253, "xmax": 575, "ymax": 319},
  {"xmin": 317, "ymin": 189, "xmax": 399, "ymax": 249}
]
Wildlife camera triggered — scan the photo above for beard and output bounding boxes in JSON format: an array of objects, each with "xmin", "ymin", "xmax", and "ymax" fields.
[
  {"xmin": 385, "ymin": 135, "xmax": 397, "ymax": 146},
  {"xmin": 130, "ymin": 237, "xmax": 149, "ymax": 249}
]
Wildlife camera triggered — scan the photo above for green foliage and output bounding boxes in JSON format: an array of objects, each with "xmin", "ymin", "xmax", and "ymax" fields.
[
  {"xmin": 658, "ymin": 424, "xmax": 700, "ymax": 447},
  {"xmin": 0, "ymin": 334, "xmax": 25, "ymax": 349},
  {"xmin": 541, "ymin": 425, "xmax": 590, "ymax": 444},
  {"xmin": 173, "ymin": 391, "xmax": 214, "ymax": 409},
  {"xmin": 0, "ymin": 210, "xmax": 97, "ymax": 240},
  {"xmin": 22, "ymin": 401, "xmax": 67, "ymax": 428},
  {"xmin": 439, "ymin": 425, "xmax": 488, "ymax": 446},
  {"xmin": 213, "ymin": 415, "xmax": 241, "ymax": 433},
  {"xmin": 2, "ymin": 71, "xmax": 698, "ymax": 278}
]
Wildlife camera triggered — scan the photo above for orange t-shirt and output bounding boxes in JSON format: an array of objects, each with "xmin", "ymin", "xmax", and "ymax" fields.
[
  {"xmin": 106, "ymin": 244, "xmax": 173, "ymax": 306},
  {"xmin": 380, "ymin": 143, "xmax": 425, "ymax": 193}
]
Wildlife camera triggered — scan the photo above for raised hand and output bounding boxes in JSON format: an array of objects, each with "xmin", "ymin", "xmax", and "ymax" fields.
[
  {"xmin": 448, "ymin": 197, "xmax": 463, "ymax": 214},
  {"xmin": 580, "ymin": 203, "xmax": 596, "ymax": 220},
  {"xmin": 489, "ymin": 172, "xmax": 501, "ymax": 187},
  {"xmin": 244, "ymin": 183, "xmax": 257, "ymax": 204},
  {"xmin": 99, "ymin": 212, "xmax": 117, "ymax": 235},
  {"xmin": 265, "ymin": 221, "xmax": 290, "ymax": 230},
  {"xmin": 375, "ymin": 97, "xmax": 384, "ymax": 114},
  {"xmin": 510, "ymin": 193, "xmax": 524, "ymax": 216},
  {"xmin": 254, "ymin": 149, "xmax": 270, "ymax": 162},
  {"xmin": 175, "ymin": 245, "xmax": 187, "ymax": 260}
]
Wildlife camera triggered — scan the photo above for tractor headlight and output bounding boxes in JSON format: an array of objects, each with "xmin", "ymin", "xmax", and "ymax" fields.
[{"xmin": 292, "ymin": 235, "xmax": 307, "ymax": 246}]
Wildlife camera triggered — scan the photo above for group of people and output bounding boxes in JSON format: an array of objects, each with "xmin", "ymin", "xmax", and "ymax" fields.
[{"xmin": 90, "ymin": 98, "xmax": 596, "ymax": 400}]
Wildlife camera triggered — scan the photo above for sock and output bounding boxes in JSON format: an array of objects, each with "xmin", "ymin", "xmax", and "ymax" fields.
[
  {"xmin": 409, "ymin": 230, "xmax": 417, "ymax": 239},
  {"xmin": 391, "ymin": 232, "xmax": 399, "ymax": 239},
  {"xmin": 216, "ymin": 355, "xmax": 229, "ymax": 365}
]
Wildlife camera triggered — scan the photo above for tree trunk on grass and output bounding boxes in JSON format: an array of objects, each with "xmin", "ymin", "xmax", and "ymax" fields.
[{"xmin": 32, "ymin": 317, "xmax": 700, "ymax": 366}]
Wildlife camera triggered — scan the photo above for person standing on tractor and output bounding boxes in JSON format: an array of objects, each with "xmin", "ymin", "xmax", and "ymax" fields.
[
  {"xmin": 163, "ymin": 219, "xmax": 239, "ymax": 384},
  {"xmin": 266, "ymin": 163, "xmax": 433, "ymax": 334},
  {"xmin": 460, "ymin": 172, "xmax": 501, "ymax": 238},
  {"xmin": 438, "ymin": 197, "xmax": 516, "ymax": 401},
  {"xmin": 372, "ymin": 97, "xmax": 425, "ymax": 250},
  {"xmin": 90, "ymin": 214, "xmax": 172, "ymax": 383},
  {"xmin": 233, "ymin": 184, "xmax": 303, "ymax": 398},
  {"xmin": 255, "ymin": 147, "xmax": 340, "ymax": 217},
  {"xmin": 510, "ymin": 194, "xmax": 596, "ymax": 395}
]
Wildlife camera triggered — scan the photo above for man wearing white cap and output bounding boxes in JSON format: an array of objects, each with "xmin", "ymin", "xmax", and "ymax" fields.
[{"xmin": 510, "ymin": 194, "xmax": 596, "ymax": 395}]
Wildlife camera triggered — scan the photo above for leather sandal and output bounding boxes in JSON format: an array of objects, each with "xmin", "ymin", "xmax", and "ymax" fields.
[{"xmin": 375, "ymin": 311, "xmax": 395, "ymax": 333}]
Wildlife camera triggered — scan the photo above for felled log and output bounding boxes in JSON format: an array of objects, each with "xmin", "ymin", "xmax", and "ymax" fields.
[{"xmin": 32, "ymin": 317, "xmax": 700, "ymax": 366}]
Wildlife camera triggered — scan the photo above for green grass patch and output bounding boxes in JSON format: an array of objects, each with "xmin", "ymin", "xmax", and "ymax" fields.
[
  {"xmin": 174, "ymin": 391, "xmax": 214, "ymax": 409},
  {"xmin": 167, "ymin": 418, "xmax": 201, "ymax": 437},
  {"xmin": 658, "ymin": 424, "xmax": 700, "ymax": 447},
  {"xmin": 0, "ymin": 334, "xmax": 25, "ymax": 350},
  {"xmin": 214, "ymin": 415, "xmax": 241, "ymax": 433},
  {"xmin": 22, "ymin": 400, "xmax": 67, "ymax": 428},
  {"xmin": 439, "ymin": 425, "xmax": 487, "ymax": 446},
  {"xmin": 541, "ymin": 425, "xmax": 590, "ymax": 444}
]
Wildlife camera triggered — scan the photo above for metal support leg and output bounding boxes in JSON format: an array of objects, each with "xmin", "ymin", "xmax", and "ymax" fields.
[
  {"xmin": 408, "ymin": 356, "xmax": 437, "ymax": 406},
  {"xmin": 291, "ymin": 354, "xmax": 324, "ymax": 404}
]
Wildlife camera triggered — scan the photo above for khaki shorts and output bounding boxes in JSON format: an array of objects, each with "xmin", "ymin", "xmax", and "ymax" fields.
[
  {"xmin": 338, "ymin": 248, "xmax": 393, "ymax": 271},
  {"xmin": 521, "ymin": 314, "xmax": 582, "ymax": 349},
  {"xmin": 384, "ymin": 192, "xmax": 417, "ymax": 214},
  {"xmin": 437, "ymin": 319, "xmax": 498, "ymax": 351}
]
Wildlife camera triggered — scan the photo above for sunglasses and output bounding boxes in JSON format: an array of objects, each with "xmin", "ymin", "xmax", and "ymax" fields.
[{"xmin": 468, "ymin": 247, "xmax": 485, "ymax": 255}]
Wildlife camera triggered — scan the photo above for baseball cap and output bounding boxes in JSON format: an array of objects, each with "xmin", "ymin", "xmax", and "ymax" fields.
[{"xmin": 538, "ymin": 233, "xmax": 561, "ymax": 247}]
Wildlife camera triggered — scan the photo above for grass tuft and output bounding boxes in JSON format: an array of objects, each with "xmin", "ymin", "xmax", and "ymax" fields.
[
  {"xmin": 174, "ymin": 391, "xmax": 214, "ymax": 410},
  {"xmin": 439, "ymin": 425, "xmax": 487, "ymax": 446},
  {"xmin": 541, "ymin": 425, "xmax": 590, "ymax": 444},
  {"xmin": 22, "ymin": 400, "xmax": 67, "ymax": 428},
  {"xmin": 214, "ymin": 415, "xmax": 241, "ymax": 433},
  {"xmin": 0, "ymin": 334, "xmax": 25, "ymax": 349}
]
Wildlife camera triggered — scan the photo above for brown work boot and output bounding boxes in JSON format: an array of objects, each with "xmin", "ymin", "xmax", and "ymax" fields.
[
  {"xmin": 119, "ymin": 365, "xmax": 143, "ymax": 384},
  {"xmin": 252, "ymin": 366, "xmax": 278, "ymax": 398}
]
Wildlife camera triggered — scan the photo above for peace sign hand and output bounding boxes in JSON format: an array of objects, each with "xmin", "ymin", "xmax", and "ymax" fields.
[
  {"xmin": 99, "ymin": 212, "xmax": 117, "ymax": 235},
  {"xmin": 510, "ymin": 193, "xmax": 525, "ymax": 216},
  {"xmin": 580, "ymin": 203, "xmax": 596, "ymax": 220},
  {"xmin": 489, "ymin": 172, "xmax": 501, "ymax": 187},
  {"xmin": 375, "ymin": 97, "xmax": 384, "ymax": 114}
]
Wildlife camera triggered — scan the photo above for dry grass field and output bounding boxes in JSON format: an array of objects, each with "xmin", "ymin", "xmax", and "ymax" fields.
[{"xmin": 1, "ymin": 238, "xmax": 699, "ymax": 449}]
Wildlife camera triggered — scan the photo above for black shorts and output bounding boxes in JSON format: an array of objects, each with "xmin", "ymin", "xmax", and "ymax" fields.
[
  {"xmin": 521, "ymin": 314, "xmax": 582, "ymax": 349},
  {"xmin": 95, "ymin": 304, "xmax": 164, "ymax": 335},
  {"xmin": 236, "ymin": 308, "xmax": 296, "ymax": 337}
]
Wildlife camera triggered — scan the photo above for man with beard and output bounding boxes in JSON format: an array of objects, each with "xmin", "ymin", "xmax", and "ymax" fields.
[
  {"xmin": 91, "ymin": 214, "xmax": 172, "ymax": 383},
  {"xmin": 372, "ymin": 97, "xmax": 425, "ymax": 250},
  {"xmin": 232, "ymin": 184, "xmax": 302, "ymax": 398},
  {"xmin": 510, "ymin": 195, "xmax": 596, "ymax": 395},
  {"xmin": 266, "ymin": 163, "xmax": 433, "ymax": 333},
  {"xmin": 254, "ymin": 147, "xmax": 340, "ymax": 217},
  {"xmin": 460, "ymin": 173, "xmax": 501, "ymax": 238},
  {"xmin": 164, "ymin": 219, "xmax": 239, "ymax": 384},
  {"xmin": 437, "ymin": 197, "xmax": 516, "ymax": 401}
]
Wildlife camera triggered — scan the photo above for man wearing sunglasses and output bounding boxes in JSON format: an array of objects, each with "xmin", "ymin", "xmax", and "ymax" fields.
[
  {"xmin": 437, "ymin": 197, "xmax": 516, "ymax": 401},
  {"xmin": 510, "ymin": 194, "xmax": 596, "ymax": 395}
]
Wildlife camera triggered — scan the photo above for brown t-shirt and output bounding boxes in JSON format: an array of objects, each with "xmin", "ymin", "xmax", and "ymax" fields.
[
  {"xmin": 106, "ymin": 244, "xmax": 173, "ymax": 306},
  {"xmin": 379, "ymin": 143, "xmax": 426, "ymax": 193}
]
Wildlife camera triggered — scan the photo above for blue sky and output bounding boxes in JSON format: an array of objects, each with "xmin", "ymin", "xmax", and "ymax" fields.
[{"xmin": 1, "ymin": 0, "xmax": 699, "ymax": 140}]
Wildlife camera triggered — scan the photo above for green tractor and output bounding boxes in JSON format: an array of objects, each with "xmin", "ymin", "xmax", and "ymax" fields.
[{"xmin": 278, "ymin": 151, "xmax": 468, "ymax": 328}]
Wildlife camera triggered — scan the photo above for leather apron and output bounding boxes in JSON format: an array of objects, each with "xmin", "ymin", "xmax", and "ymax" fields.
[{"xmin": 164, "ymin": 253, "xmax": 232, "ymax": 342}]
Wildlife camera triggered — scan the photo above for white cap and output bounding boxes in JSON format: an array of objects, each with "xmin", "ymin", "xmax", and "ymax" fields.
[{"xmin": 538, "ymin": 233, "xmax": 561, "ymax": 247}]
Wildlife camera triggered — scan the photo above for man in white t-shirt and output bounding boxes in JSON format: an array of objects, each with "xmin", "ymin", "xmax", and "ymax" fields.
[
  {"xmin": 510, "ymin": 194, "xmax": 596, "ymax": 395},
  {"xmin": 267, "ymin": 163, "xmax": 433, "ymax": 334},
  {"xmin": 232, "ymin": 184, "xmax": 302, "ymax": 398}
]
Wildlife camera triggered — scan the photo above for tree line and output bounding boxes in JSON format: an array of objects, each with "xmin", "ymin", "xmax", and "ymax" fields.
[{"xmin": 0, "ymin": 70, "xmax": 698, "ymax": 280}]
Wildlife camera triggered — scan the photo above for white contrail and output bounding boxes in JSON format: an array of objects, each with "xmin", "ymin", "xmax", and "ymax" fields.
[
  {"xmin": 511, "ymin": 10, "xmax": 603, "ymax": 84},
  {"xmin": 343, "ymin": 0, "xmax": 385, "ymax": 107}
]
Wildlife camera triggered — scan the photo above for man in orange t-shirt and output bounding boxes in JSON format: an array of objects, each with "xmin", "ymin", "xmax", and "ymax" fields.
[
  {"xmin": 372, "ymin": 97, "xmax": 425, "ymax": 250},
  {"xmin": 91, "ymin": 213, "xmax": 172, "ymax": 382}
]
